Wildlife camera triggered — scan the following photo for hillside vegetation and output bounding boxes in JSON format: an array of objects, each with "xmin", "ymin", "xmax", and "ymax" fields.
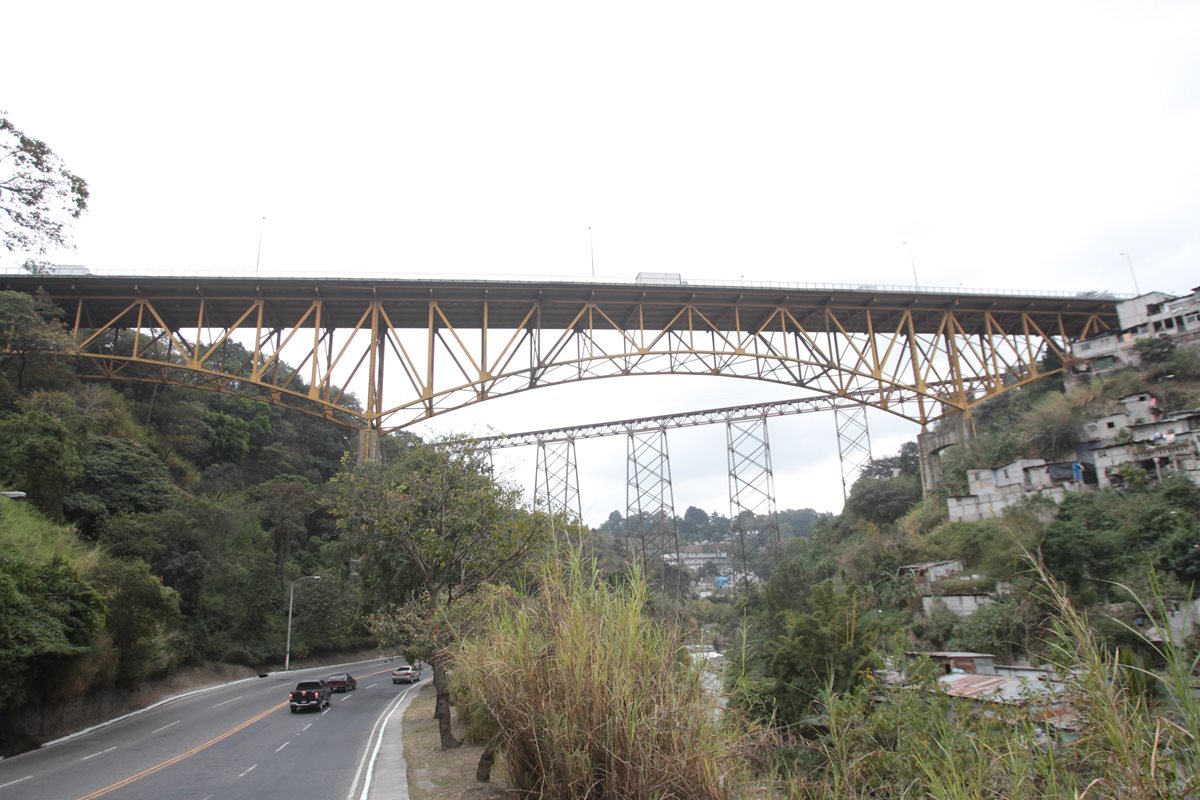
[
  {"xmin": 450, "ymin": 345, "xmax": 1200, "ymax": 798},
  {"xmin": 0, "ymin": 290, "xmax": 398, "ymax": 750}
]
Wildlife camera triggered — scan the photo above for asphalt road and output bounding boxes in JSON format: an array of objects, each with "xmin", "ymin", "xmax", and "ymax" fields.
[{"xmin": 0, "ymin": 658, "xmax": 420, "ymax": 800}]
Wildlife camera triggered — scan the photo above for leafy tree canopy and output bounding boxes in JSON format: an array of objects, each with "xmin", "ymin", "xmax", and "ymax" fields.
[{"xmin": 0, "ymin": 113, "xmax": 88, "ymax": 265}]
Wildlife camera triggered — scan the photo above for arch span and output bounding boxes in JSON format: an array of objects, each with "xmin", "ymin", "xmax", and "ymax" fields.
[{"xmin": 3, "ymin": 274, "xmax": 1118, "ymax": 432}]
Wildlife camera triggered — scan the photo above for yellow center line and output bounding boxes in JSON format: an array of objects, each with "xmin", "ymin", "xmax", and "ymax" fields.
[
  {"xmin": 75, "ymin": 702, "xmax": 286, "ymax": 800},
  {"xmin": 359, "ymin": 666, "xmax": 396, "ymax": 680}
]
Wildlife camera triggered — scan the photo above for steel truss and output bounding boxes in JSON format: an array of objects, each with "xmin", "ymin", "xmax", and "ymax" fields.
[
  {"xmin": 6, "ymin": 276, "xmax": 1120, "ymax": 432},
  {"xmin": 535, "ymin": 438, "xmax": 581, "ymax": 533},
  {"xmin": 727, "ymin": 416, "xmax": 780, "ymax": 587},
  {"xmin": 835, "ymin": 405, "xmax": 873, "ymax": 501},
  {"xmin": 624, "ymin": 430, "xmax": 681, "ymax": 582}
]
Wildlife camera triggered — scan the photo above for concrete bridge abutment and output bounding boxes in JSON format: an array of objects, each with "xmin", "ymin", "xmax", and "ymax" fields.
[{"xmin": 917, "ymin": 413, "xmax": 974, "ymax": 495}]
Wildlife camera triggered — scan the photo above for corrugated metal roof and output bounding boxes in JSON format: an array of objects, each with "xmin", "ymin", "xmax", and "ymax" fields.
[{"xmin": 940, "ymin": 673, "xmax": 1062, "ymax": 705}]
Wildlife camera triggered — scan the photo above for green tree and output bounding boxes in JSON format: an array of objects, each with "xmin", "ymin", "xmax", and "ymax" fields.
[
  {"xmin": 1134, "ymin": 336, "xmax": 1176, "ymax": 367},
  {"xmin": 0, "ymin": 113, "xmax": 89, "ymax": 264},
  {"xmin": 844, "ymin": 474, "xmax": 921, "ymax": 526},
  {"xmin": 0, "ymin": 408, "xmax": 83, "ymax": 516},
  {"xmin": 0, "ymin": 554, "xmax": 104, "ymax": 709},
  {"xmin": 252, "ymin": 475, "xmax": 321, "ymax": 576},
  {"xmin": 89, "ymin": 555, "xmax": 184, "ymax": 686},
  {"xmin": 333, "ymin": 438, "xmax": 548, "ymax": 749},
  {"xmin": 947, "ymin": 597, "xmax": 1033, "ymax": 662},
  {"xmin": 762, "ymin": 580, "xmax": 880, "ymax": 722},
  {"xmin": 860, "ymin": 441, "xmax": 920, "ymax": 479},
  {"xmin": 0, "ymin": 290, "xmax": 75, "ymax": 395},
  {"xmin": 64, "ymin": 436, "xmax": 175, "ymax": 536}
]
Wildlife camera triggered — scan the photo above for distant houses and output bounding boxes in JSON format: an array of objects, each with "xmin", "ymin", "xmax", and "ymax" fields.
[
  {"xmin": 1071, "ymin": 286, "xmax": 1200, "ymax": 375},
  {"xmin": 946, "ymin": 393, "xmax": 1200, "ymax": 522}
]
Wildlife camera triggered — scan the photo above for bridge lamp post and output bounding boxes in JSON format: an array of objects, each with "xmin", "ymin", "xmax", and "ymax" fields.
[
  {"xmin": 1119, "ymin": 252, "xmax": 1141, "ymax": 296},
  {"xmin": 284, "ymin": 575, "xmax": 321, "ymax": 671}
]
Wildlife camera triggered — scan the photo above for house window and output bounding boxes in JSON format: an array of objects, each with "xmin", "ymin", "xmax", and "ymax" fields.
[{"xmin": 1107, "ymin": 421, "xmax": 1116, "ymax": 429}]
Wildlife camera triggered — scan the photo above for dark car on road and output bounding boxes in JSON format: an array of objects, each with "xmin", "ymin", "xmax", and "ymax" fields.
[
  {"xmin": 289, "ymin": 679, "xmax": 331, "ymax": 712},
  {"xmin": 391, "ymin": 664, "xmax": 420, "ymax": 684},
  {"xmin": 325, "ymin": 672, "xmax": 357, "ymax": 692}
]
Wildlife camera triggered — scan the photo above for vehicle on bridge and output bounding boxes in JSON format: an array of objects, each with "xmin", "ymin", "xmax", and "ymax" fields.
[{"xmin": 289, "ymin": 679, "xmax": 331, "ymax": 712}]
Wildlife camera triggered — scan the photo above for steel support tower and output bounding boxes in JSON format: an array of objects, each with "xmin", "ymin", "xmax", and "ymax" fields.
[
  {"xmin": 726, "ymin": 415, "xmax": 780, "ymax": 587},
  {"xmin": 535, "ymin": 438, "xmax": 581, "ymax": 534},
  {"xmin": 624, "ymin": 429, "xmax": 681, "ymax": 584},
  {"xmin": 834, "ymin": 405, "xmax": 873, "ymax": 500}
]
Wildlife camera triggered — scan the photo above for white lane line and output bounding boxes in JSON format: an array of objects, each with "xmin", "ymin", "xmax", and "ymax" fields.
[
  {"xmin": 151, "ymin": 720, "xmax": 180, "ymax": 734},
  {"xmin": 210, "ymin": 695, "xmax": 244, "ymax": 709},
  {"xmin": 300, "ymin": 722, "xmax": 313, "ymax": 733},
  {"xmin": 81, "ymin": 746, "xmax": 118, "ymax": 761},
  {"xmin": 200, "ymin": 795, "xmax": 213, "ymax": 800},
  {"xmin": 237, "ymin": 764, "xmax": 257, "ymax": 778},
  {"xmin": 365, "ymin": 683, "xmax": 378, "ymax": 689},
  {"xmin": 275, "ymin": 740, "xmax": 290, "ymax": 753},
  {"xmin": 0, "ymin": 776, "xmax": 33, "ymax": 790},
  {"xmin": 340, "ymin": 694, "xmax": 353, "ymax": 701},
  {"xmin": 321, "ymin": 706, "xmax": 331, "ymax": 715},
  {"xmin": 346, "ymin": 678, "xmax": 427, "ymax": 800}
]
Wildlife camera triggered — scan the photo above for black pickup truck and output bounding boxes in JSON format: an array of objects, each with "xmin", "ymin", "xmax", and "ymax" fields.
[{"xmin": 289, "ymin": 679, "xmax": 331, "ymax": 712}]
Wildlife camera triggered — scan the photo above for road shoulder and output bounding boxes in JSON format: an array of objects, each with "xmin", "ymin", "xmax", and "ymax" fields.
[{"xmin": 397, "ymin": 685, "xmax": 508, "ymax": 800}]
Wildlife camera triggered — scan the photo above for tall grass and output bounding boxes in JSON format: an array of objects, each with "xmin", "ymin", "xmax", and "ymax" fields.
[
  {"xmin": 456, "ymin": 542, "xmax": 1198, "ymax": 799},
  {"xmin": 455, "ymin": 547, "xmax": 770, "ymax": 799},
  {"xmin": 783, "ymin": 557, "xmax": 1199, "ymax": 799}
]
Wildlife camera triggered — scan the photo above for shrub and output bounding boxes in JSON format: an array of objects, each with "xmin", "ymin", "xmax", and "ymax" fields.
[{"xmin": 454, "ymin": 549, "xmax": 770, "ymax": 799}]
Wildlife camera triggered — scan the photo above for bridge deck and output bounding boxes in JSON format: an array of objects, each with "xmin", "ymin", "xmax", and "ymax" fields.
[{"xmin": 2, "ymin": 274, "xmax": 1119, "ymax": 336}]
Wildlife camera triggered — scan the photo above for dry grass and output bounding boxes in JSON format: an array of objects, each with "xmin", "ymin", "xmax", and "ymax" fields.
[
  {"xmin": 403, "ymin": 684, "xmax": 509, "ymax": 800},
  {"xmin": 454, "ymin": 550, "xmax": 769, "ymax": 800}
]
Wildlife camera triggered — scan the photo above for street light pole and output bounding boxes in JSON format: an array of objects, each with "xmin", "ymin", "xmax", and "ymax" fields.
[
  {"xmin": 902, "ymin": 241, "xmax": 920, "ymax": 288},
  {"xmin": 1119, "ymin": 251, "xmax": 1141, "ymax": 295},
  {"xmin": 284, "ymin": 575, "xmax": 321, "ymax": 671}
]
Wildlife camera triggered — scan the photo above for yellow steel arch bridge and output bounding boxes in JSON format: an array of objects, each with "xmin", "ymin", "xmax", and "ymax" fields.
[{"xmin": 3, "ymin": 274, "xmax": 1118, "ymax": 435}]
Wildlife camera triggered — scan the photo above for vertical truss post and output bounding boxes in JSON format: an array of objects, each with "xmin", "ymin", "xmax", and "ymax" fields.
[
  {"xmin": 357, "ymin": 427, "xmax": 382, "ymax": 465},
  {"xmin": 624, "ymin": 429, "xmax": 681, "ymax": 589},
  {"xmin": 535, "ymin": 438, "xmax": 581, "ymax": 535},
  {"xmin": 727, "ymin": 415, "xmax": 780, "ymax": 589},
  {"xmin": 834, "ymin": 405, "xmax": 873, "ymax": 501}
]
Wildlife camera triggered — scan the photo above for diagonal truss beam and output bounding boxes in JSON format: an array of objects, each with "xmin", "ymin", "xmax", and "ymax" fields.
[{"xmin": 9, "ymin": 276, "xmax": 1120, "ymax": 433}]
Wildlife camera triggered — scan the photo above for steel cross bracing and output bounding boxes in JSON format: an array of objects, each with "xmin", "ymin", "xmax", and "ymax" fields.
[
  {"xmin": 835, "ymin": 405, "xmax": 873, "ymax": 501},
  {"xmin": 624, "ymin": 430, "xmax": 681, "ymax": 580},
  {"xmin": 535, "ymin": 439, "xmax": 581, "ymax": 532},
  {"xmin": 727, "ymin": 416, "xmax": 781, "ymax": 587},
  {"xmin": 477, "ymin": 392, "xmax": 911, "ymax": 449},
  {"xmin": 5, "ymin": 275, "xmax": 1119, "ymax": 432}
]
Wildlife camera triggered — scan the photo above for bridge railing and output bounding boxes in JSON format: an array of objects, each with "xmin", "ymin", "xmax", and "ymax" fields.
[{"xmin": 0, "ymin": 265, "xmax": 1129, "ymax": 300}]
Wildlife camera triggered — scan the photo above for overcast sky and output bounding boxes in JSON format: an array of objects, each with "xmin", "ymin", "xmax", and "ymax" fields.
[{"xmin": 4, "ymin": 1, "xmax": 1198, "ymax": 523}]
